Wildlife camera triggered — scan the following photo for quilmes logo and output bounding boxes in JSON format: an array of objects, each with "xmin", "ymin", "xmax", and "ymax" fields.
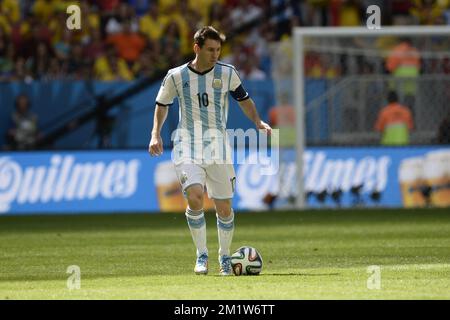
[
  {"xmin": 0, "ymin": 155, "xmax": 140, "ymax": 213},
  {"xmin": 236, "ymin": 151, "xmax": 391, "ymax": 208}
]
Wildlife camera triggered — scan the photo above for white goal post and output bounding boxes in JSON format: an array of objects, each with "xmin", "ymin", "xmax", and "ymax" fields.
[{"xmin": 293, "ymin": 26, "xmax": 450, "ymax": 210}]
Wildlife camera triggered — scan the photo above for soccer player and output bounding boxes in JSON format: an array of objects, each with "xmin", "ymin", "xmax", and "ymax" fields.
[{"xmin": 149, "ymin": 26, "xmax": 271, "ymax": 276}]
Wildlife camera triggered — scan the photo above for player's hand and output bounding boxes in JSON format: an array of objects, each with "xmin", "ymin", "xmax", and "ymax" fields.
[
  {"xmin": 149, "ymin": 134, "xmax": 163, "ymax": 156},
  {"xmin": 256, "ymin": 120, "xmax": 272, "ymax": 136}
]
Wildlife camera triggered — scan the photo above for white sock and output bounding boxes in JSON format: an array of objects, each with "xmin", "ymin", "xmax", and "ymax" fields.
[
  {"xmin": 185, "ymin": 207, "xmax": 207, "ymax": 257},
  {"xmin": 217, "ymin": 209, "xmax": 234, "ymax": 257}
]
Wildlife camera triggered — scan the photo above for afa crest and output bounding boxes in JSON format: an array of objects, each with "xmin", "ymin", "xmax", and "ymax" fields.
[{"xmin": 212, "ymin": 79, "xmax": 222, "ymax": 89}]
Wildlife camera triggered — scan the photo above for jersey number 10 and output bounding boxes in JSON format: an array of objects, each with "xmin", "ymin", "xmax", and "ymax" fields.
[{"xmin": 197, "ymin": 93, "xmax": 209, "ymax": 108}]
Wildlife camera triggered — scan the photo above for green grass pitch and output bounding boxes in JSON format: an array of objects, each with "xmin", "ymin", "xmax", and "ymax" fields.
[{"xmin": 0, "ymin": 208, "xmax": 449, "ymax": 299}]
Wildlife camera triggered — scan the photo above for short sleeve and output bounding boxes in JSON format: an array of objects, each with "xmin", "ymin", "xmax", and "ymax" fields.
[
  {"xmin": 156, "ymin": 72, "xmax": 177, "ymax": 106},
  {"xmin": 229, "ymin": 67, "xmax": 242, "ymax": 92},
  {"xmin": 229, "ymin": 67, "xmax": 249, "ymax": 101}
]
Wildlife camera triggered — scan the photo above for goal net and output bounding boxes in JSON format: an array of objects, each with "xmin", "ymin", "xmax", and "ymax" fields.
[{"xmin": 268, "ymin": 26, "xmax": 450, "ymax": 210}]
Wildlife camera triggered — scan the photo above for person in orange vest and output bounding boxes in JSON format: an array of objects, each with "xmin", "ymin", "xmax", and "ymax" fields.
[
  {"xmin": 263, "ymin": 92, "xmax": 296, "ymax": 208},
  {"xmin": 386, "ymin": 38, "xmax": 421, "ymax": 77},
  {"xmin": 374, "ymin": 91, "xmax": 414, "ymax": 146},
  {"xmin": 386, "ymin": 38, "xmax": 421, "ymax": 108},
  {"xmin": 268, "ymin": 92, "xmax": 296, "ymax": 148}
]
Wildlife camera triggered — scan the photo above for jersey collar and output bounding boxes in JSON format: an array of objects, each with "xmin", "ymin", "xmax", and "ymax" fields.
[{"xmin": 187, "ymin": 61, "xmax": 215, "ymax": 75}]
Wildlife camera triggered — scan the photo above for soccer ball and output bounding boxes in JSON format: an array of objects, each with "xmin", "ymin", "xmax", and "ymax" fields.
[{"xmin": 230, "ymin": 246, "xmax": 263, "ymax": 276}]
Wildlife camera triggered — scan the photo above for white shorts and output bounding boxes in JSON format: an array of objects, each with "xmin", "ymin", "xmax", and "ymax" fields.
[{"xmin": 174, "ymin": 163, "xmax": 236, "ymax": 200}]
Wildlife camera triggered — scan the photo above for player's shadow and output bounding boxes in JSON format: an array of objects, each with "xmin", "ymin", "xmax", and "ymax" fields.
[
  {"xmin": 210, "ymin": 273, "xmax": 340, "ymax": 277},
  {"xmin": 263, "ymin": 272, "xmax": 340, "ymax": 276}
]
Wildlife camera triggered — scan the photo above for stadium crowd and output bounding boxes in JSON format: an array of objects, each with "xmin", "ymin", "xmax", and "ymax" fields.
[
  {"xmin": 0, "ymin": 0, "xmax": 271, "ymax": 82},
  {"xmin": 1, "ymin": 0, "xmax": 450, "ymax": 82}
]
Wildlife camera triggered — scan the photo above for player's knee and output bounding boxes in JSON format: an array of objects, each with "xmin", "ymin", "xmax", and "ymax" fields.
[
  {"xmin": 215, "ymin": 200, "xmax": 232, "ymax": 218},
  {"xmin": 217, "ymin": 209, "xmax": 232, "ymax": 219},
  {"xmin": 186, "ymin": 185, "xmax": 204, "ymax": 210}
]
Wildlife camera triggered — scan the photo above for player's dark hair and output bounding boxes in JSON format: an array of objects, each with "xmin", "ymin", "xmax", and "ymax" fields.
[
  {"xmin": 387, "ymin": 91, "xmax": 398, "ymax": 103},
  {"xmin": 194, "ymin": 26, "xmax": 226, "ymax": 48}
]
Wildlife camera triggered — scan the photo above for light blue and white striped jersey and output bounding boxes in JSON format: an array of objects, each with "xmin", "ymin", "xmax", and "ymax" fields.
[{"xmin": 156, "ymin": 61, "xmax": 249, "ymax": 164}]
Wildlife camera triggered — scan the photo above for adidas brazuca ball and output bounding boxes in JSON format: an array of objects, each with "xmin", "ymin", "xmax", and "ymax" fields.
[{"xmin": 230, "ymin": 246, "xmax": 263, "ymax": 276}]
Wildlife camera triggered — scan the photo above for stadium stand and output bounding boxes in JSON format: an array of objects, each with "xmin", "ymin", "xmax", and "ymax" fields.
[{"xmin": 2, "ymin": 0, "xmax": 449, "ymax": 83}]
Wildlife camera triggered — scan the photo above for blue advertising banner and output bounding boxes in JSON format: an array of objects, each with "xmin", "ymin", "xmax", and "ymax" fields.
[
  {"xmin": 0, "ymin": 151, "xmax": 165, "ymax": 215},
  {"xmin": 1, "ymin": 146, "xmax": 449, "ymax": 215},
  {"xmin": 235, "ymin": 146, "xmax": 450, "ymax": 210}
]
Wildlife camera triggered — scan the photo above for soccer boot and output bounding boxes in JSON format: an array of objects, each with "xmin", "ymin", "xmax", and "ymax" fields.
[
  {"xmin": 219, "ymin": 255, "xmax": 233, "ymax": 276},
  {"xmin": 194, "ymin": 253, "xmax": 208, "ymax": 275}
]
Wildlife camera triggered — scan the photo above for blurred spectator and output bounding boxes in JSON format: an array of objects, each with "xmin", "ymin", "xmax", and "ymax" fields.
[
  {"xmin": 139, "ymin": 3, "xmax": 168, "ymax": 42},
  {"xmin": 410, "ymin": 0, "xmax": 447, "ymax": 25},
  {"xmin": 67, "ymin": 43, "xmax": 88, "ymax": 79},
  {"xmin": 304, "ymin": 0, "xmax": 329, "ymax": 26},
  {"xmin": 48, "ymin": 9, "xmax": 69, "ymax": 46},
  {"xmin": 390, "ymin": 0, "xmax": 416, "ymax": 25},
  {"xmin": 0, "ymin": 9, "xmax": 12, "ymax": 35},
  {"xmin": 190, "ymin": 0, "xmax": 218, "ymax": 25},
  {"xmin": 106, "ymin": 20, "xmax": 145, "ymax": 65},
  {"xmin": 16, "ymin": 15, "xmax": 52, "ymax": 61},
  {"xmin": 222, "ymin": 40, "xmax": 246, "ymax": 69},
  {"xmin": 1, "ymin": 0, "xmax": 20, "ymax": 21},
  {"xmin": 444, "ymin": 4, "xmax": 450, "ymax": 24},
  {"xmin": 163, "ymin": 2, "xmax": 190, "ymax": 55},
  {"xmin": 94, "ymin": 44, "xmax": 133, "ymax": 81},
  {"xmin": 96, "ymin": 0, "xmax": 120, "ymax": 12},
  {"xmin": 11, "ymin": 56, "xmax": 34, "ymax": 82},
  {"xmin": 0, "ymin": 47, "xmax": 14, "ymax": 80},
  {"xmin": 43, "ymin": 57, "xmax": 65, "ymax": 80},
  {"xmin": 32, "ymin": 0, "xmax": 56, "ymax": 23},
  {"xmin": 335, "ymin": 0, "xmax": 363, "ymax": 26},
  {"xmin": 31, "ymin": 41, "xmax": 54, "ymax": 79},
  {"xmin": 386, "ymin": 38, "xmax": 421, "ymax": 109},
  {"xmin": 132, "ymin": 45, "xmax": 158, "ymax": 78},
  {"xmin": 268, "ymin": 92, "xmax": 296, "ymax": 147},
  {"xmin": 208, "ymin": 2, "xmax": 233, "ymax": 57},
  {"xmin": 131, "ymin": 39, "xmax": 167, "ymax": 78},
  {"xmin": 160, "ymin": 22, "xmax": 183, "ymax": 65},
  {"xmin": 270, "ymin": 0, "xmax": 302, "ymax": 39},
  {"xmin": 305, "ymin": 52, "xmax": 340, "ymax": 79},
  {"xmin": 0, "ymin": 29, "xmax": 14, "ymax": 80},
  {"xmin": 54, "ymin": 29, "xmax": 72, "ymax": 62},
  {"xmin": 0, "ymin": 0, "xmax": 20, "ymax": 33},
  {"xmin": 244, "ymin": 23, "xmax": 271, "ymax": 64},
  {"xmin": 374, "ymin": 91, "xmax": 414, "ymax": 146},
  {"xmin": 240, "ymin": 58, "xmax": 267, "ymax": 80},
  {"xmin": 128, "ymin": 0, "xmax": 151, "ymax": 17},
  {"xmin": 83, "ymin": 27, "xmax": 105, "ymax": 62},
  {"xmin": 104, "ymin": 2, "xmax": 138, "ymax": 35},
  {"xmin": 78, "ymin": 1, "xmax": 102, "ymax": 44},
  {"xmin": 229, "ymin": 0, "xmax": 264, "ymax": 29},
  {"xmin": 182, "ymin": 2, "xmax": 204, "ymax": 46},
  {"xmin": 437, "ymin": 111, "xmax": 450, "ymax": 144},
  {"xmin": 5, "ymin": 94, "xmax": 41, "ymax": 150},
  {"xmin": 158, "ymin": 0, "xmax": 178, "ymax": 14}
]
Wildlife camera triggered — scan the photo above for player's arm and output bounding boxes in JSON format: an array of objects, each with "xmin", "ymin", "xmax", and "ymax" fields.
[
  {"xmin": 238, "ymin": 98, "xmax": 272, "ymax": 135},
  {"xmin": 229, "ymin": 67, "xmax": 272, "ymax": 135},
  {"xmin": 148, "ymin": 72, "xmax": 176, "ymax": 156},
  {"xmin": 149, "ymin": 104, "xmax": 168, "ymax": 156}
]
